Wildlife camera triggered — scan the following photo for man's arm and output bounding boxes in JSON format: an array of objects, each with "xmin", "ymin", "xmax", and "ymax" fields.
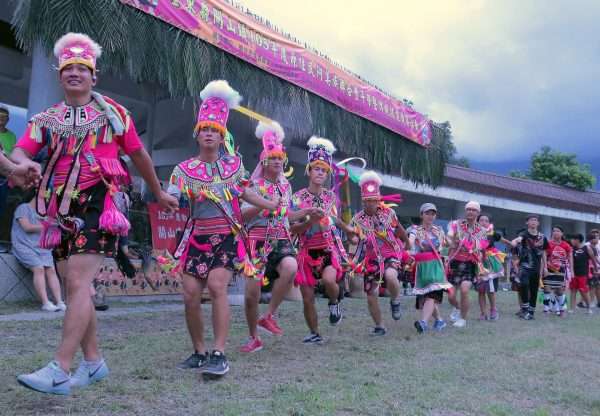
[
  {"xmin": 510, "ymin": 236, "xmax": 523, "ymax": 248},
  {"xmin": 3, "ymin": 149, "xmax": 41, "ymax": 188},
  {"xmin": 586, "ymin": 246, "xmax": 600, "ymax": 270},
  {"xmin": 540, "ymin": 251, "xmax": 548, "ymax": 277},
  {"xmin": 129, "ymin": 148, "xmax": 178, "ymax": 212},
  {"xmin": 394, "ymin": 223, "xmax": 409, "ymax": 244},
  {"xmin": 241, "ymin": 187, "xmax": 279, "ymax": 211}
]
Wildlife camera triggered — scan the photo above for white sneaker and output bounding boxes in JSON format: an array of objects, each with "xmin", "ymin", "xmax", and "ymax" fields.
[
  {"xmin": 41, "ymin": 302, "xmax": 59, "ymax": 312},
  {"xmin": 56, "ymin": 302, "xmax": 67, "ymax": 312},
  {"xmin": 450, "ymin": 308, "xmax": 461, "ymax": 322},
  {"xmin": 17, "ymin": 361, "xmax": 71, "ymax": 395},
  {"xmin": 70, "ymin": 359, "xmax": 109, "ymax": 388},
  {"xmin": 587, "ymin": 308, "xmax": 594, "ymax": 315},
  {"xmin": 453, "ymin": 318, "xmax": 467, "ymax": 328}
]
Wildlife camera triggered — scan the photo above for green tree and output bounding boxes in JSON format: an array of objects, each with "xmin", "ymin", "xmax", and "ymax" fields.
[
  {"xmin": 510, "ymin": 146, "xmax": 596, "ymax": 191},
  {"xmin": 450, "ymin": 156, "xmax": 470, "ymax": 168}
]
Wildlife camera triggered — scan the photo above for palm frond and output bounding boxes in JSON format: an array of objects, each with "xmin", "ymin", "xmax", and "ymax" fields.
[{"xmin": 12, "ymin": 0, "xmax": 452, "ymax": 186}]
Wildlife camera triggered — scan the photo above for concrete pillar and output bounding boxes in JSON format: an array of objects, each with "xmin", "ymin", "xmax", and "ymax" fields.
[
  {"xmin": 575, "ymin": 221, "xmax": 587, "ymax": 237},
  {"xmin": 540, "ymin": 215, "xmax": 552, "ymax": 237},
  {"xmin": 26, "ymin": 43, "xmax": 62, "ymax": 119}
]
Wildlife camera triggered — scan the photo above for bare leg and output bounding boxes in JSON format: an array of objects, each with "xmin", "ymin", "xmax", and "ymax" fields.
[
  {"xmin": 300, "ymin": 284, "xmax": 318, "ymax": 333},
  {"xmin": 432, "ymin": 303, "xmax": 441, "ymax": 321},
  {"xmin": 570, "ymin": 290, "xmax": 577, "ymax": 311},
  {"xmin": 478, "ymin": 291, "xmax": 487, "ymax": 316},
  {"xmin": 45, "ymin": 266, "xmax": 64, "ymax": 304},
  {"xmin": 264, "ymin": 256, "xmax": 297, "ymax": 316},
  {"xmin": 488, "ymin": 292, "xmax": 497, "ymax": 312},
  {"xmin": 54, "ymin": 254, "xmax": 104, "ymax": 372},
  {"xmin": 31, "ymin": 267, "xmax": 50, "ymax": 305},
  {"xmin": 367, "ymin": 287, "xmax": 382, "ymax": 326},
  {"xmin": 580, "ymin": 290, "xmax": 591, "ymax": 308},
  {"xmin": 206, "ymin": 268, "xmax": 233, "ymax": 352},
  {"xmin": 182, "ymin": 272, "xmax": 207, "ymax": 353},
  {"xmin": 448, "ymin": 286, "xmax": 459, "ymax": 309},
  {"xmin": 384, "ymin": 268, "xmax": 400, "ymax": 301},
  {"xmin": 244, "ymin": 278, "xmax": 261, "ymax": 338},
  {"xmin": 321, "ymin": 266, "xmax": 339, "ymax": 303},
  {"xmin": 420, "ymin": 298, "xmax": 436, "ymax": 324},
  {"xmin": 460, "ymin": 281, "xmax": 472, "ymax": 319}
]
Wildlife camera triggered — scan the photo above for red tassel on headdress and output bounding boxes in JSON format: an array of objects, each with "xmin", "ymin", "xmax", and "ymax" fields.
[
  {"xmin": 380, "ymin": 194, "xmax": 403, "ymax": 203},
  {"xmin": 99, "ymin": 185, "xmax": 131, "ymax": 236}
]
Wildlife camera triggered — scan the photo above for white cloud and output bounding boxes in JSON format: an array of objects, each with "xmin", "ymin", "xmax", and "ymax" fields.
[{"xmin": 240, "ymin": 0, "xmax": 600, "ymax": 161}]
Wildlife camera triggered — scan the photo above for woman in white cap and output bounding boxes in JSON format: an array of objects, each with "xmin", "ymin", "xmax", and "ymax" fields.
[{"xmin": 408, "ymin": 203, "xmax": 453, "ymax": 333}]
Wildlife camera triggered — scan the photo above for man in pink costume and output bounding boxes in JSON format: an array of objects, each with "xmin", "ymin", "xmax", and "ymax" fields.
[
  {"xmin": 167, "ymin": 80, "xmax": 279, "ymax": 377},
  {"xmin": 351, "ymin": 170, "xmax": 407, "ymax": 336},
  {"xmin": 14, "ymin": 33, "xmax": 178, "ymax": 395},
  {"xmin": 291, "ymin": 137, "xmax": 354, "ymax": 344}
]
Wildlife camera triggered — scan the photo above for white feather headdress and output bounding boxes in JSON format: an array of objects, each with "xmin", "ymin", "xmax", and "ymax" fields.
[
  {"xmin": 358, "ymin": 170, "xmax": 383, "ymax": 187},
  {"xmin": 199, "ymin": 80, "xmax": 242, "ymax": 109},
  {"xmin": 255, "ymin": 121, "xmax": 285, "ymax": 141}
]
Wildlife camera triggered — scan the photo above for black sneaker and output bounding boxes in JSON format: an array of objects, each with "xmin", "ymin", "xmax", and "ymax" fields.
[
  {"xmin": 328, "ymin": 302, "xmax": 343, "ymax": 326},
  {"xmin": 390, "ymin": 300, "xmax": 402, "ymax": 320},
  {"xmin": 414, "ymin": 320, "xmax": 428, "ymax": 333},
  {"xmin": 521, "ymin": 312, "xmax": 535, "ymax": 320},
  {"xmin": 371, "ymin": 326, "xmax": 386, "ymax": 336},
  {"xmin": 177, "ymin": 351, "xmax": 208, "ymax": 369},
  {"xmin": 201, "ymin": 351, "xmax": 229, "ymax": 376},
  {"xmin": 302, "ymin": 332, "xmax": 323, "ymax": 344},
  {"xmin": 577, "ymin": 301, "xmax": 587, "ymax": 309}
]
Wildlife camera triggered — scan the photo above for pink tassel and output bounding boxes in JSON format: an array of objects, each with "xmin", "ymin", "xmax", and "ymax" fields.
[
  {"xmin": 99, "ymin": 191, "xmax": 130, "ymax": 236},
  {"xmin": 39, "ymin": 221, "xmax": 61, "ymax": 249},
  {"xmin": 236, "ymin": 238, "xmax": 246, "ymax": 260},
  {"xmin": 47, "ymin": 194, "xmax": 58, "ymax": 217}
]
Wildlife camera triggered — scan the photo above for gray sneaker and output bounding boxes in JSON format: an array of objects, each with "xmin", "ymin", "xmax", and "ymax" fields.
[
  {"xmin": 70, "ymin": 359, "xmax": 109, "ymax": 388},
  {"xmin": 177, "ymin": 352, "xmax": 208, "ymax": 369},
  {"xmin": 17, "ymin": 361, "xmax": 71, "ymax": 395},
  {"xmin": 201, "ymin": 350, "xmax": 230, "ymax": 377},
  {"xmin": 302, "ymin": 332, "xmax": 324, "ymax": 344},
  {"xmin": 390, "ymin": 300, "xmax": 402, "ymax": 320}
]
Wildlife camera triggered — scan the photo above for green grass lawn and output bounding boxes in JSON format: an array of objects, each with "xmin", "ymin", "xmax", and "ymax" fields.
[{"xmin": 2, "ymin": 292, "xmax": 600, "ymax": 416}]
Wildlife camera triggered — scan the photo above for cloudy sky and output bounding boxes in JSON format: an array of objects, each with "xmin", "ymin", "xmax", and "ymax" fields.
[{"xmin": 241, "ymin": 0, "xmax": 600, "ymax": 166}]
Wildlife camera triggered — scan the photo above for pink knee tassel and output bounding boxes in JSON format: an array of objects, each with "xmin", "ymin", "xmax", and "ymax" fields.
[{"xmin": 99, "ymin": 191, "xmax": 131, "ymax": 237}]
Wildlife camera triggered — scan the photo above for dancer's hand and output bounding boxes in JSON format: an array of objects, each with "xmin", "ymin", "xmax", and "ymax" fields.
[
  {"xmin": 157, "ymin": 191, "xmax": 179, "ymax": 213},
  {"xmin": 8, "ymin": 161, "xmax": 41, "ymax": 189}
]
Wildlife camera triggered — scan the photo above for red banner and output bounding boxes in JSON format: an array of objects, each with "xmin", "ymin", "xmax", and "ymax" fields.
[
  {"xmin": 120, "ymin": 0, "xmax": 432, "ymax": 146},
  {"xmin": 147, "ymin": 203, "xmax": 189, "ymax": 252}
]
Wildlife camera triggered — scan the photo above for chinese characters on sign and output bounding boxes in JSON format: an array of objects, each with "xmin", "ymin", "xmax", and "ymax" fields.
[
  {"xmin": 147, "ymin": 202, "xmax": 190, "ymax": 252},
  {"xmin": 120, "ymin": 0, "xmax": 432, "ymax": 146}
]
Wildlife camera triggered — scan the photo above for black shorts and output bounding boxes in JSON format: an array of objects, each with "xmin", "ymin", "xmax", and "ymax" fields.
[
  {"xmin": 415, "ymin": 290, "xmax": 444, "ymax": 309},
  {"xmin": 542, "ymin": 273, "xmax": 566, "ymax": 290},
  {"xmin": 258, "ymin": 239, "xmax": 296, "ymax": 292},
  {"xmin": 448, "ymin": 260, "xmax": 477, "ymax": 286},
  {"xmin": 183, "ymin": 232, "xmax": 237, "ymax": 279},
  {"xmin": 588, "ymin": 275, "xmax": 600, "ymax": 289},
  {"xmin": 53, "ymin": 183, "xmax": 117, "ymax": 262}
]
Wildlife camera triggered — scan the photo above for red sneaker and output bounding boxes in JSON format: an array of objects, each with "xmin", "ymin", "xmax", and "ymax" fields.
[
  {"xmin": 258, "ymin": 314, "xmax": 283, "ymax": 336},
  {"xmin": 240, "ymin": 336, "xmax": 263, "ymax": 353}
]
